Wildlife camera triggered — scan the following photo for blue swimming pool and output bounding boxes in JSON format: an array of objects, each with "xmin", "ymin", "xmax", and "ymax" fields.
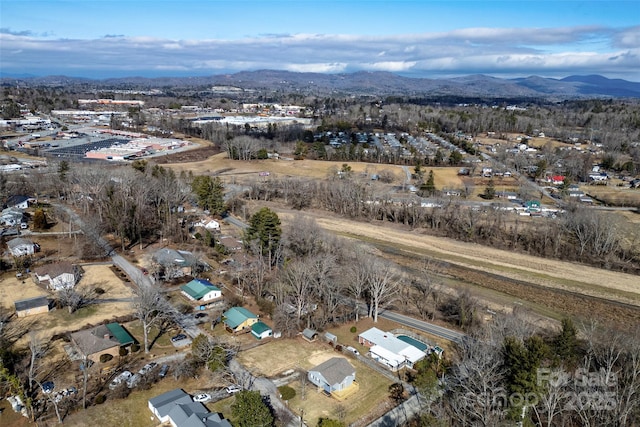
[{"xmin": 396, "ymin": 335, "xmax": 429, "ymax": 351}]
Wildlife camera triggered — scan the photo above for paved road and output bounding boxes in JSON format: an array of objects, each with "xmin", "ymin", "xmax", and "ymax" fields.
[
  {"xmin": 54, "ymin": 203, "xmax": 201, "ymax": 339},
  {"xmin": 367, "ymin": 394, "xmax": 423, "ymax": 427},
  {"xmin": 378, "ymin": 310, "xmax": 466, "ymax": 345},
  {"xmin": 228, "ymin": 359, "xmax": 305, "ymax": 427}
]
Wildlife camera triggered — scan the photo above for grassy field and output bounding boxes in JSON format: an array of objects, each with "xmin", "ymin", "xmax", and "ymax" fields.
[
  {"xmin": 61, "ymin": 376, "xmax": 205, "ymax": 427},
  {"xmin": 583, "ymin": 185, "xmax": 640, "ymax": 207},
  {"xmin": 237, "ymin": 335, "xmax": 394, "ymax": 427}
]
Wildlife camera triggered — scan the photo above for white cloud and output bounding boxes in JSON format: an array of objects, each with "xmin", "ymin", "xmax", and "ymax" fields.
[{"xmin": 0, "ymin": 25, "xmax": 637, "ymax": 80}]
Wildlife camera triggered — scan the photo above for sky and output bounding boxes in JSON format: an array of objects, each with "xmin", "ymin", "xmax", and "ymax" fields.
[{"xmin": 1, "ymin": 0, "xmax": 639, "ymax": 80}]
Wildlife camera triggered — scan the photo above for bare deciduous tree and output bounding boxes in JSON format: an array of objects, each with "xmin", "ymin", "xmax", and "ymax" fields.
[
  {"xmin": 367, "ymin": 260, "xmax": 401, "ymax": 323},
  {"xmin": 131, "ymin": 285, "xmax": 175, "ymax": 353}
]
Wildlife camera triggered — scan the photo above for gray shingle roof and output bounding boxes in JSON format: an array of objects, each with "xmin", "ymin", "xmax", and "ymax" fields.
[
  {"xmin": 310, "ymin": 357, "xmax": 355, "ymax": 386},
  {"xmin": 14, "ymin": 296, "xmax": 49, "ymax": 312}
]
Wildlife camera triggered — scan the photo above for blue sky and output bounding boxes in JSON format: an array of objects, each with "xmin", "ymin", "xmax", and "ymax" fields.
[{"xmin": 1, "ymin": 0, "xmax": 638, "ymax": 80}]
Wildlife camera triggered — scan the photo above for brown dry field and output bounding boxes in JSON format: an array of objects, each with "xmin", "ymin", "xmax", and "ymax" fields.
[
  {"xmin": 1, "ymin": 264, "xmax": 134, "ymax": 338},
  {"xmin": 163, "ymin": 151, "xmax": 468, "ymax": 190},
  {"xmin": 583, "ymin": 185, "xmax": 640, "ymax": 207},
  {"xmin": 476, "ymin": 133, "xmax": 567, "ymax": 149}
]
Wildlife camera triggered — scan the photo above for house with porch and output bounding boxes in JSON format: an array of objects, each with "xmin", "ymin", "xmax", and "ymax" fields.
[
  {"xmin": 7, "ymin": 237, "xmax": 37, "ymax": 257},
  {"xmin": 308, "ymin": 357, "xmax": 356, "ymax": 396},
  {"xmin": 70, "ymin": 322, "xmax": 135, "ymax": 363},
  {"xmin": 33, "ymin": 262, "xmax": 82, "ymax": 291},
  {"xmin": 222, "ymin": 307, "xmax": 258, "ymax": 333}
]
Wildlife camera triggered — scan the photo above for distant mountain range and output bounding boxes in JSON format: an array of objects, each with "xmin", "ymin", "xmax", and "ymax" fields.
[{"xmin": 2, "ymin": 71, "xmax": 640, "ymax": 99}]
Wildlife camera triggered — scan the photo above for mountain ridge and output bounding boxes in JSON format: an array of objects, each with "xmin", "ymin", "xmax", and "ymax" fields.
[{"xmin": 2, "ymin": 71, "xmax": 639, "ymax": 99}]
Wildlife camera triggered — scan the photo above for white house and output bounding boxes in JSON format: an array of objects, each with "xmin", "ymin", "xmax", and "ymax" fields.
[
  {"xmin": 7, "ymin": 237, "xmax": 36, "ymax": 257},
  {"xmin": 180, "ymin": 279, "xmax": 222, "ymax": 302},
  {"xmin": 358, "ymin": 327, "xmax": 426, "ymax": 371},
  {"xmin": 194, "ymin": 219, "xmax": 220, "ymax": 231},
  {"xmin": 33, "ymin": 262, "xmax": 82, "ymax": 291}
]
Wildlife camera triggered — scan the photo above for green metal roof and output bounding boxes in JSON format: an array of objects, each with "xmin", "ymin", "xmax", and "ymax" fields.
[
  {"xmin": 106, "ymin": 323, "xmax": 135, "ymax": 346},
  {"xmin": 251, "ymin": 321, "xmax": 271, "ymax": 335},
  {"xmin": 223, "ymin": 307, "xmax": 257, "ymax": 329},
  {"xmin": 181, "ymin": 279, "xmax": 220, "ymax": 300}
]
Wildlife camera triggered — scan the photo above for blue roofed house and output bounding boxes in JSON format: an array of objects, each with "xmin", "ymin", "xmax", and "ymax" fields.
[
  {"xmin": 250, "ymin": 321, "xmax": 272, "ymax": 340},
  {"xmin": 222, "ymin": 307, "xmax": 258, "ymax": 333},
  {"xmin": 148, "ymin": 388, "xmax": 231, "ymax": 427},
  {"xmin": 308, "ymin": 357, "xmax": 356, "ymax": 396},
  {"xmin": 181, "ymin": 279, "xmax": 222, "ymax": 303}
]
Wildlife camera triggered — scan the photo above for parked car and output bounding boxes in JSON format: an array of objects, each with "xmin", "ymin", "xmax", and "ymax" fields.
[
  {"xmin": 194, "ymin": 312, "xmax": 207, "ymax": 319},
  {"xmin": 41, "ymin": 381, "xmax": 54, "ymax": 394},
  {"xmin": 225, "ymin": 385, "xmax": 242, "ymax": 394},
  {"xmin": 345, "ymin": 346, "xmax": 360, "ymax": 356},
  {"xmin": 126, "ymin": 374, "xmax": 141, "ymax": 389},
  {"xmin": 139, "ymin": 362, "xmax": 157, "ymax": 376},
  {"xmin": 158, "ymin": 364, "xmax": 169, "ymax": 378},
  {"xmin": 109, "ymin": 370, "xmax": 132, "ymax": 390},
  {"xmin": 171, "ymin": 333, "xmax": 188, "ymax": 342},
  {"xmin": 193, "ymin": 393, "xmax": 211, "ymax": 402}
]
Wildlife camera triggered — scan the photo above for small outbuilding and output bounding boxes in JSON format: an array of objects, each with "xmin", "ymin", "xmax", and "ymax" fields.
[
  {"xmin": 251, "ymin": 321, "xmax": 273, "ymax": 340},
  {"xmin": 14, "ymin": 296, "xmax": 51, "ymax": 317},
  {"xmin": 302, "ymin": 328, "xmax": 318, "ymax": 342}
]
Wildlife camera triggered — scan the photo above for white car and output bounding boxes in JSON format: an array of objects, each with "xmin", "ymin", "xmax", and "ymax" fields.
[
  {"xmin": 345, "ymin": 346, "xmax": 360, "ymax": 356},
  {"xmin": 139, "ymin": 362, "xmax": 157, "ymax": 376},
  {"xmin": 126, "ymin": 374, "xmax": 141, "ymax": 388},
  {"xmin": 225, "ymin": 385, "xmax": 242, "ymax": 394},
  {"xmin": 109, "ymin": 370, "xmax": 132, "ymax": 390},
  {"xmin": 193, "ymin": 393, "xmax": 211, "ymax": 402}
]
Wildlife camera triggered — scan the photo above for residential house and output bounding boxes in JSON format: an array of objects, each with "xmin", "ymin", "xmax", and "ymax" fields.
[
  {"xmin": 180, "ymin": 279, "xmax": 222, "ymax": 303},
  {"xmin": 250, "ymin": 321, "xmax": 273, "ymax": 340},
  {"xmin": 222, "ymin": 307, "xmax": 258, "ymax": 333},
  {"xmin": 70, "ymin": 322, "xmax": 135, "ymax": 363},
  {"xmin": 5, "ymin": 195, "xmax": 30, "ymax": 210},
  {"xmin": 308, "ymin": 357, "xmax": 356, "ymax": 395},
  {"xmin": 14, "ymin": 296, "xmax": 51, "ymax": 317},
  {"xmin": 148, "ymin": 388, "xmax": 232, "ymax": 427},
  {"xmin": 194, "ymin": 219, "xmax": 220, "ymax": 231},
  {"xmin": 496, "ymin": 191, "xmax": 518, "ymax": 200},
  {"xmin": 33, "ymin": 262, "xmax": 82, "ymax": 291},
  {"xmin": 1, "ymin": 207, "xmax": 24, "ymax": 227},
  {"xmin": 7, "ymin": 237, "xmax": 36, "ymax": 257},
  {"xmin": 442, "ymin": 188, "xmax": 462, "ymax": 197},
  {"xmin": 152, "ymin": 248, "xmax": 202, "ymax": 279},
  {"xmin": 219, "ymin": 236, "xmax": 242, "ymax": 252},
  {"xmin": 358, "ymin": 327, "xmax": 426, "ymax": 371}
]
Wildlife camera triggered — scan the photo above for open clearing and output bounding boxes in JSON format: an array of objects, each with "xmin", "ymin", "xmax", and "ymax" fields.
[
  {"xmin": 237, "ymin": 336, "xmax": 394, "ymax": 427},
  {"xmin": 163, "ymin": 151, "xmax": 467, "ymax": 190},
  {"xmin": 1, "ymin": 264, "xmax": 134, "ymax": 338}
]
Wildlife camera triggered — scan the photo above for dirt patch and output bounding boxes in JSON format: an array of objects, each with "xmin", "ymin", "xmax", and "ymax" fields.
[{"xmin": 152, "ymin": 144, "xmax": 220, "ymax": 164}]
